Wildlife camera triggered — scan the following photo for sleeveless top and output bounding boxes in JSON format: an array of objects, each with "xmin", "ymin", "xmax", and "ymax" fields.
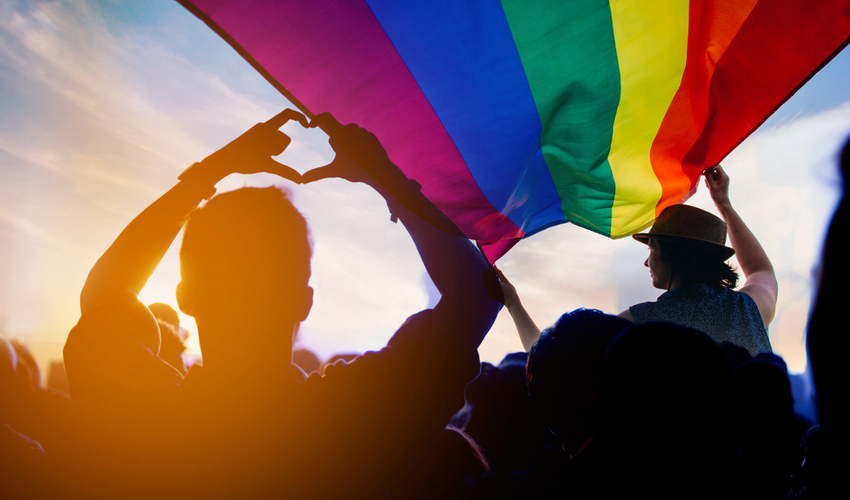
[{"xmin": 629, "ymin": 283, "xmax": 771, "ymax": 357}]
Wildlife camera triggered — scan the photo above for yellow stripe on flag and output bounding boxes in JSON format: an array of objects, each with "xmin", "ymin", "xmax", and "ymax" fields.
[{"xmin": 607, "ymin": 0, "xmax": 689, "ymax": 236}]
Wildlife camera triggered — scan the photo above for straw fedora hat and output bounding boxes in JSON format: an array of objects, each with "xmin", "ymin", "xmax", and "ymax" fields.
[{"xmin": 633, "ymin": 205, "xmax": 735, "ymax": 260}]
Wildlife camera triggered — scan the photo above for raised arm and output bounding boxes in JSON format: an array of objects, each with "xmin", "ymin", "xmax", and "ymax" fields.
[
  {"xmin": 704, "ymin": 165, "xmax": 778, "ymax": 326},
  {"xmin": 80, "ymin": 110, "xmax": 307, "ymax": 314},
  {"xmin": 493, "ymin": 267, "xmax": 541, "ymax": 351},
  {"xmin": 303, "ymin": 114, "xmax": 501, "ymax": 347}
]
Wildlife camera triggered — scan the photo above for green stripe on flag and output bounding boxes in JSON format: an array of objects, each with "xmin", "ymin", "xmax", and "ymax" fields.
[{"xmin": 501, "ymin": 0, "xmax": 621, "ymax": 236}]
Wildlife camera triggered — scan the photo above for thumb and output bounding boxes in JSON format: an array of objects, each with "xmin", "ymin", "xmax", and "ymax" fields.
[
  {"xmin": 300, "ymin": 165, "xmax": 339, "ymax": 184},
  {"xmin": 263, "ymin": 158, "xmax": 303, "ymax": 184},
  {"xmin": 268, "ymin": 131, "xmax": 292, "ymax": 156},
  {"xmin": 492, "ymin": 265, "xmax": 508, "ymax": 283}
]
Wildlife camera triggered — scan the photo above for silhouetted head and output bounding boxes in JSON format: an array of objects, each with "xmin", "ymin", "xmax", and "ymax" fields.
[
  {"xmin": 177, "ymin": 187, "xmax": 313, "ymax": 337},
  {"xmin": 292, "ymin": 348, "xmax": 321, "ymax": 376},
  {"xmin": 526, "ymin": 309, "xmax": 631, "ymax": 454},
  {"xmin": 148, "ymin": 302, "xmax": 181, "ymax": 329},
  {"xmin": 387, "ymin": 425, "xmax": 489, "ymax": 500},
  {"xmin": 592, "ymin": 322, "xmax": 735, "ymax": 461}
]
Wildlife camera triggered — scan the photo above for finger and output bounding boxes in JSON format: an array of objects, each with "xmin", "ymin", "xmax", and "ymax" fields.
[
  {"xmin": 492, "ymin": 265, "xmax": 505, "ymax": 279},
  {"xmin": 266, "ymin": 109, "xmax": 308, "ymax": 130},
  {"xmin": 493, "ymin": 266, "xmax": 511, "ymax": 285},
  {"xmin": 715, "ymin": 166, "xmax": 729, "ymax": 183},
  {"xmin": 269, "ymin": 131, "xmax": 292, "ymax": 156},
  {"xmin": 289, "ymin": 110, "xmax": 310, "ymax": 128},
  {"xmin": 702, "ymin": 166, "xmax": 721, "ymax": 184},
  {"xmin": 300, "ymin": 165, "xmax": 340, "ymax": 184},
  {"xmin": 263, "ymin": 159, "xmax": 303, "ymax": 184},
  {"xmin": 309, "ymin": 112, "xmax": 345, "ymax": 135}
]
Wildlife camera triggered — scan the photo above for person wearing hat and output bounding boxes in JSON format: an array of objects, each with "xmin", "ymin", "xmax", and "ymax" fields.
[
  {"xmin": 617, "ymin": 165, "xmax": 776, "ymax": 356},
  {"xmin": 496, "ymin": 165, "xmax": 776, "ymax": 357}
]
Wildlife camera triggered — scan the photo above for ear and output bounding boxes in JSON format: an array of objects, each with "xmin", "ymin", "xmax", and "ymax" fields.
[
  {"xmin": 176, "ymin": 281, "xmax": 196, "ymax": 317},
  {"xmin": 295, "ymin": 286, "xmax": 314, "ymax": 323}
]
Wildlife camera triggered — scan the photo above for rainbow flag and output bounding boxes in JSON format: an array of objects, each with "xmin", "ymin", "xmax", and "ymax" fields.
[{"xmin": 179, "ymin": 0, "xmax": 850, "ymax": 261}]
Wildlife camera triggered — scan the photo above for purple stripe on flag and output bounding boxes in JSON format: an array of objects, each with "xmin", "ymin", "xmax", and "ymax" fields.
[{"xmin": 182, "ymin": 0, "xmax": 525, "ymax": 253}]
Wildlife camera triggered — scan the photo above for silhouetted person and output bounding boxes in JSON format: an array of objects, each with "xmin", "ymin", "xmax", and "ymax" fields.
[
  {"xmin": 3, "ymin": 338, "xmax": 72, "ymax": 456},
  {"xmin": 469, "ymin": 310, "xmax": 631, "ymax": 499},
  {"xmin": 498, "ymin": 165, "xmax": 776, "ymax": 358},
  {"xmin": 387, "ymin": 425, "xmax": 490, "ymax": 500},
  {"xmin": 147, "ymin": 302, "xmax": 182, "ymax": 333},
  {"xmin": 62, "ymin": 110, "xmax": 500, "ymax": 499},
  {"xmin": 570, "ymin": 322, "xmax": 739, "ymax": 500},
  {"xmin": 321, "ymin": 352, "xmax": 360, "ymax": 375},
  {"xmin": 148, "ymin": 303, "xmax": 190, "ymax": 375},
  {"xmin": 526, "ymin": 309, "xmax": 632, "ymax": 458},
  {"xmin": 450, "ymin": 352, "xmax": 554, "ymax": 476},
  {"xmin": 292, "ymin": 348, "xmax": 321, "ymax": 376},
  {"xmin": 733, "ymin": 354, "xmax": 807, "ymax": 499},
  {"xmin": 798, "ymin": 137, "xmax": 850, "ymax": 498},
  {"xmin": 0, "ymin": 335, "xmax": 49, "ymax": 499}
]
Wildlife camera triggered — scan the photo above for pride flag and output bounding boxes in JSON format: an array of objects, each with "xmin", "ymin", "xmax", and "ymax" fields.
[{"xmin": 178, "ymin": 0, "xmax": 850, "ymax": 261}]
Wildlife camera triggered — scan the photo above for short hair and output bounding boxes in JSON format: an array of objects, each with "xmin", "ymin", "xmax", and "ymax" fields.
[
  {"xmin": 656, "ymin": 238, "xmax": 739, "ymax": 289},
  {"xmin": 180, "ymin": 187, "xmax": 312, "ymax": 303},
  {"xmin": 592, "ymin": 322, "xmax": 734, "ymax": 451},
  {"xmin": 526, "ymin": 309, "xmax": 631, "ymax": 443}
]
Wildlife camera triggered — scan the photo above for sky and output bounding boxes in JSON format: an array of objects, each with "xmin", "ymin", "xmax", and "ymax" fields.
[{"xmin": 1, "ymin": 0, "xmax": 849, "ymax": 378}]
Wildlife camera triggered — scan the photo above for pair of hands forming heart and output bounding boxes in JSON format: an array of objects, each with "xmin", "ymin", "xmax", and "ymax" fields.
[
  {"xmin": 203, "ymin": 108, "xmax": 392, "ymax": 190},
  {"xmin": 204, "ymin": 109, "xmax": 464, "ymax": 238}
]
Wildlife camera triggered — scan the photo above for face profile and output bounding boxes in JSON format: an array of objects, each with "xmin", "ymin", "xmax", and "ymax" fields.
[{"xmin": 645, "ymin": 238, "xmax": 671, "ymax": 291}]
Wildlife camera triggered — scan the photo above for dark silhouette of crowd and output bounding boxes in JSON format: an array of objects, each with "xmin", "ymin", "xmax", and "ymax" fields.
[{"xmin": 0, "ymin": 110, "xmax": 843, "ymax": 499}]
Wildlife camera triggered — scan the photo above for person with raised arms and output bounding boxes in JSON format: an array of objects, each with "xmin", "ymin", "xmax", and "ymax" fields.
[
  {"xmin": 498, "ymin": 165, "xmax": 776, "ymax": 357},
  {"xmin": 62, "ymin": 110, "xmax": 501, "ymax": 499}
]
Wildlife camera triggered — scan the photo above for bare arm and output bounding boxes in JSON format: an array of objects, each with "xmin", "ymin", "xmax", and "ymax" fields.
[
  {"xmin": 493, "ymin": 267, "xmax": 541, "ymax": 351},
  {"xmin": 303, "ymin": 114, "xmax": 501, "ymax": 347},
  {"xmin": 80, "ymin": 110, "xmax": 307, "ymax": 314},
  {"xmin": 704, "ymin": 165, "xmax": 778, "ymax": 326}
]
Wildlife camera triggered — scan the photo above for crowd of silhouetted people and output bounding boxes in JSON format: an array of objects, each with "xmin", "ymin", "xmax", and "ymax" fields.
[
  {"xmin": 0, "ymin": 300, "xmax": 835, "ymax": 499},
  {"xmin": 0, "ymin": 114, "xmax": 845, "ymax": 499}
]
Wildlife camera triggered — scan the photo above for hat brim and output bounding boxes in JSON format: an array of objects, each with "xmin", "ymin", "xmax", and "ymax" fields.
[{"xmin": 633, "ymin": 233, "xmax": 735, "ymax": 260}]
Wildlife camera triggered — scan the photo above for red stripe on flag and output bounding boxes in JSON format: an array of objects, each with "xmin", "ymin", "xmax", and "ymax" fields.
[
  {"xmin": 650, "ymin": 0, "xmax": 758, "ymax": 217},
  {"xmin": 682, "ymin": 0, "xmax": 850, "ymax": 177}
]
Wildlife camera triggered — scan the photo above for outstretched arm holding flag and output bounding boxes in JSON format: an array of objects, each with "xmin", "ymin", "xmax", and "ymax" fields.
[
  {"xmin": 494, "ymin": 267, "xmax": 542, "ymax": 352},
  {"xmin": 704, "ymin": 165, "xmax": 778, "ymax": 327}
]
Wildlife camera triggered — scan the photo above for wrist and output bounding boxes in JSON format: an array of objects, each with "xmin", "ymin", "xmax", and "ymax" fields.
[
  {"xmin": 378, "ymin": 177, "xmax": 423, "ymax": 223},
  {"xmin": 177, "ymin": 159, "xmax": 227, "ymax": 200},
  {"xmin": 715, "ymin": 199, "xmax": 733, "ymax": 217},
  {"xmin": 503, "ymin": 295, "xmax": 522, "ymax": 310}
]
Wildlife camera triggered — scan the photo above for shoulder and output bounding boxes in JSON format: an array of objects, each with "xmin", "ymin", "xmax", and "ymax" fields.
[
  {"xmin": 628, "ymin": 298, "xmax": 662, "ymax": 323},
  {"xmin": 306, "ymin": 310, "xmax": 480, "ymax": 404},
  {"xmin": 64, "ymin": 293, "xmax": 183, "ymax": 406},
  {"xmin": 726, "ymin": 288, "xmax": 766, "ymax": 323},
  {"xmin": 737, "ymin": 270, "xmax": 778, "ymax": 326},
  {"xmin": 65, "ymin": 292, "xmax": 161, "ymax": 358}
]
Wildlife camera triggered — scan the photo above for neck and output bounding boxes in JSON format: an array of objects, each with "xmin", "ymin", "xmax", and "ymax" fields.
[
  {"xmin": 666, "ymin": 276, "xmax": 681, "ymax": 291},
  {"xmin": 195, "ymin": 316, "xmax": 296, "ymax": 372}
]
